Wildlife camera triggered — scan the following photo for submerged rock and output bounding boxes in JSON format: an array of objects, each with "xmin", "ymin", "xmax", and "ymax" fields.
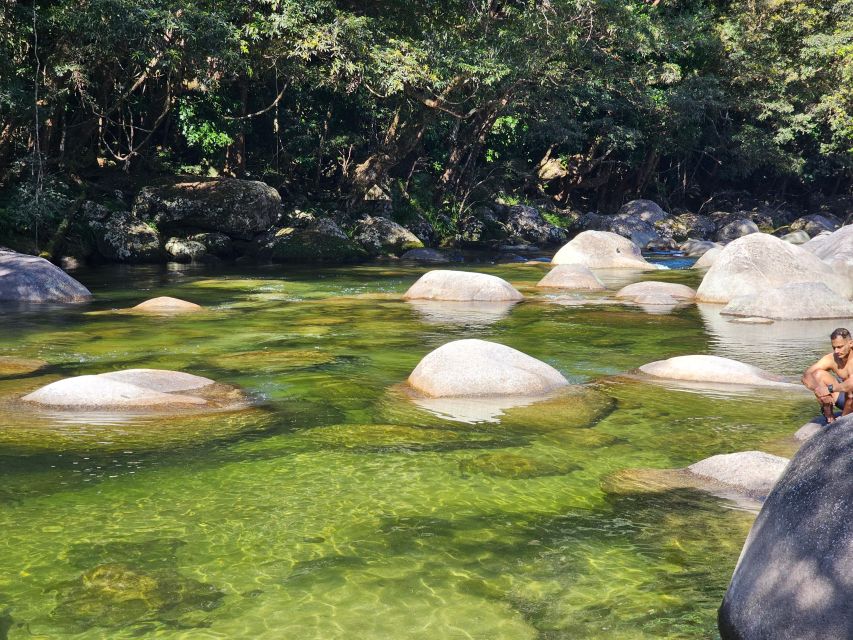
[
  {"xmin": 408, "ymin": 339, "xmax": 568, "ymax": 397},
  {"xmin": 718, "ymin": 417, "xmax": 853, "ymax": 640},
  {"xmin": 404, "ymin": 270, "xmax": 523, "ymax": 302},
  {"xmin": 551, "ymin": 231, "xmax": 662, "ymax": 270},
  {"xmin": 695, "ymin": 233, "xmax": 853, "ymax": 303},
  {"xmin": 0, "ymin": 356, "xmax": 48, "ymax": 378},
  {"xmin": 400, "ymin": 248, "xmax": 452, "ymax": 263},
  {"xmin": 639, "ymin": 355, "xmax": 797, "ymax": 387},
  {"xmin": 0, "ymin": 251, "xmax": 92, "ymax": 303},
  {"xmin": 130, "ymin": 296, "xmax": 203, "ymax": 314},
  {"xmin": 687, "ymin": 451, "xmax": 788, "ymax": 496},
  {"xmin": 615, "ymin": 281, "xmax": 696, "ymax": 303},
  {"xmin": 720, "ymin": 282, "xmax": 853, "ymax": 320},
  {"xmin": 459, "ymin": 451, "xmax": 580, "ymax": 479},
  {"xmin": 536, "ymin": 264, "xmax": 605, "ymax": 291}
]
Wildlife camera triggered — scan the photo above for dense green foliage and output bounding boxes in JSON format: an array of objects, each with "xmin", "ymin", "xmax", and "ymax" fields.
[{"xmin": 1, "ymin": 0, "xmax": 851, "ymax": 231}]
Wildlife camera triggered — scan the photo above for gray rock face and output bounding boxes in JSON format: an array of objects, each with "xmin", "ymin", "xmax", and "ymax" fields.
[
  {"xmin": 404, "ymin": 270, "xmax": 523, "ymax": 301},
  {"xmin": 718, "ymin": 418, "xmax": 853, "ymax": 640},
  {"xmin": 505, "ymin": 205, "xmax": 569, "ymax": 246},
  {"xmin": 680, "ymin": 239, "xmax": 721, "ymax": 257},
  {"xmin": 165, "ymin": 237, "xmax": 208, "ymax": 263},
  {"xmin": 720, "ymin": 282, "xmax": 853, "ymax": 320},
  {"xmin": 780, "ymin": 230, "xmax": 811, "ymax": 244},
  {"xmin": 408, "ymin": 339, "xmax": 568, "ymax": 397},
  {"xmin": 187, "ymin": 232, "xmax": 234, "ymax": 258},
  {"xmin": 400, "ymin": 248, "xmax": 451, "ymax": 263},
  {"xmin": 259, "ymin": 219, "xmax": 367, "ymax": 263},
  {"xmin": 579, "ymin": 212, "xmax": 671, "ymax": 250},
  {"xmin": 537, "ymin": 264, "xmax": 605, "ymax": 290},
  {"xmin": 790, "ymin": 214, "xmax": 841, "ymax": 237},
  {"xmin": 87, "ymin": 209, "xmax": 162, "ymax": 263},
  {"xmin": 616, "ymin": 199, "xmax": 668, "ymax": 223},
  {"xmin": 353, "ymin": 216, "xmax": 424, "ymax": 255},
  {"xmin": 801, "ymin": 225, "xmax": 853, "ymax": 278},
  {"xmin": 0, "ymin": 251, "xmax": 92, "ymax": 303},
  {"xmin": 666, "ymin": 213, "xmax": 717, "ymax": 242},
  {"xmin": 639, "ymin": 354, "xmax": 796, "ymax": 387},
  {"xmin": 687, "ymin": 451, "xmax": 788, "ymax": 497},
  {"xmin": 717, "ymin": 218, "xmax": 760, "ymax": 243},
  {"xmin": 133, "ymin": 179, "xmax": 280, "ymax": 240},
  {"xmin": 696, "ymin": 233, "xmax": 853, "ymax": 303},
  {"xmin": 552, "ymin": 231, "xmax": 663, "ymax": 270}
]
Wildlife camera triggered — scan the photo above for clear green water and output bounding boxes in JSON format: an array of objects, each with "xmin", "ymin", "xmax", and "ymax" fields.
[{"xmin": 0, "ymin": 260, "xmax": 822, "ymax": 639}]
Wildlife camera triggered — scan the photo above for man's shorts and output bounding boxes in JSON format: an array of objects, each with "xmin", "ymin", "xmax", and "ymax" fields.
[{"xmin": 836, "ymin": 392, "xmax": 847, "ymax": 409}]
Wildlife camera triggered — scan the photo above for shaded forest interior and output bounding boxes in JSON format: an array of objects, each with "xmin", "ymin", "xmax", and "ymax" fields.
[{"xmin": 1, "ymin": 0, "xmax": 851, "ymax": 246}]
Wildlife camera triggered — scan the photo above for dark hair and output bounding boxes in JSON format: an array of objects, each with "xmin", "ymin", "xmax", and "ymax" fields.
[{"xmin": 831, "ymin": 328, "xmax": 851, "ymax": 339}]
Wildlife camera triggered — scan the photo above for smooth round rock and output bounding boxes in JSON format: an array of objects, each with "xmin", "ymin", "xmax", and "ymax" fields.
[
  {"xmin": 131, "ymin": 296, "xmax": 203, "ymax": 313},
  {"xmin": 408, "ymin": 339, "xmax": 569, "ymax": 397},
  {"xmin": 615, "ymin": 281, "xmax": 696, "ymax": 302},
  {"xmin": 403, "ymin": 270, "xmax": 523, "ymax": 302},
  {"xmin": 680, "ymin": 239, "xmax": 721, "ymax": 257},
  {"xmin": 717, "ymin": 218, "xmax": 760, "ymax": 242},
  {"xmin": 793, "ymin": 418, "xmax": 826, "ymax": 442},
  {"xmin": 551, "ymin": 231, "xmax": 662, "ymax": 270},
  {"xmin": 21, "ymin": 376, "xmax": 207, "ymax": 408},
  {"xmin": 0, "ymin": 251, "xmax": 92, "ymax": 303},
  {"xmin": 639, "ymin": 355, "xmax": 795, "ymax": 387},
  {"xmin": 687, "ymin": 451, "xmax": 788, "ymax": 496},
  {"xmin": 97, "ymin": 369, "xmax": 215, "ymax": 393},
  {"xmin": 694, "ymin": 246, "xmax": 722, "ymax": 269},
  {"xmin": 536, "ymin": 265, "xmax": 605, "ymax": 291},
  {"xmin": 719, "ymin": 417, "xmax": 853, "ymax": 640},
  {"xmin": 696, "ymin": 233, "xmax": 853, "ymax": 303},
  {"xmin": 780, "ymin": 230, "xmax": 811, "ymax": 244},
  {"xmin": 720, "ymin": 282, "xmax": 853, "ymax": 320}
]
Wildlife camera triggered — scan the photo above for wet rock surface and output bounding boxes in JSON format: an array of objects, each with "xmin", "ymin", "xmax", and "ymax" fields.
[
  {"xmin": 404, "ymin": 270, "xmax": 523, "ymax": 302},
  {"xmin": 0, "ymin": 250, "xmax": 92, "ymax": 303}
]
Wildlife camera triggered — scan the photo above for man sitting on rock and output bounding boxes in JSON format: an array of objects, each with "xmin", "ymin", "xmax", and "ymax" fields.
[{"xmin": 802, "ymin": 327, "xmax": 853, "ymax": 423}]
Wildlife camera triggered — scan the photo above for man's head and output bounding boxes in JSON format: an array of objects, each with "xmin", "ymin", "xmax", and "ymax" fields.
[{"xmin": 830, "ymin": 327, "xmax": 852, "ymax": 358}]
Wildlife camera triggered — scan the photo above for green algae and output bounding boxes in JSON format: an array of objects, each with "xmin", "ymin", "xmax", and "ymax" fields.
[{"xmin": 0, "ymin": 261, "xmax": 825, "ymax": 639}]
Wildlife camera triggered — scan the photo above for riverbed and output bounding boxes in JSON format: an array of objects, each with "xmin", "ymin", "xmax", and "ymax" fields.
[{"xmin": 0, "ymin": 258, "xmax": 823, "ymax": 639}]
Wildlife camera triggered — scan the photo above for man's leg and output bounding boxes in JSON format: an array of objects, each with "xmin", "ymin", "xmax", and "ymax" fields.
[{"xmin": 812, "ymin": 370, "xmax": 841, "ymax": 422}]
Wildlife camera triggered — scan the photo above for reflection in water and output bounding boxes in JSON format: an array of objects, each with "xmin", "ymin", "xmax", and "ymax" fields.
[
  {"xmin": 406, "ymin": 299, "xmax": 518, "ymax": 326},
  {"xmin": 410, "ymin": 394, "xmax": 544, "ymax": 424},
  {"xmin": 697, "ymin": 303, "xmax": 849, "ymax": 375}
]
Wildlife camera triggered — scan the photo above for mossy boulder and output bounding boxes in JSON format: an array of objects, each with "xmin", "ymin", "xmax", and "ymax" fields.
[
  {"xmin": 85, "ymin": 205, "xmax": 163, "ymax": 263},
  {"xmin": 353, "ymin": 216, "xmax": 424, "ymax": 255},
  {"xmin": 259, "ymin": 220, "xmax": 367, "ymax": 263},
  {"xmin": 133, "ymin": 178, "xmax": 280, "ymax": 240}
]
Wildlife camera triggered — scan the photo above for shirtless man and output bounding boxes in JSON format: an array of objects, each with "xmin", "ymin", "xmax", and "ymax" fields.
[{"xmin": 802, "ymin": 327, "xmax": 853, "ymax": 423}]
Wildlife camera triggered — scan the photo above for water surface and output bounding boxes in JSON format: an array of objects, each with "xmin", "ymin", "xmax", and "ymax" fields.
[{"xmin": 0, "ymin": 260, "xmax": 823, "ymax": 639}]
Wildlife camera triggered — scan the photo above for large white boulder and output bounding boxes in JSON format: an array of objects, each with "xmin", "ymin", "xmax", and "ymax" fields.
[
  {"xmin": 639, "ymin": 354, "xmax": 796, "ymax": 387},
  {"xmin": 695, "ymin": 233, "xmax": 853, "ymax": 303},
  {"xmin": 551, "ymin": 231, "xmax": 662, "ymax": 270},
  {"xmin": 404, "ymin": 270, "xmax": 523, "ymax": 301},
  {"xmin": 687, "ymin": 451, "xmax": 788, "ymax": 496},
  {"xmin": 718, "ymin": 418, "xmax": 853, "ymax": 640},
  {"xmin": 19, "ymin": 368, "xmax": 243, "ymax": 411},
  {"xmin": 22, "ymin": 375, "xmax": 208, "ymax": 408},
  {"xmin": 408, "ymin": 339, "xmax": 568, "ymax": 397},
  {"xmin": 801, "ymin": 225, "xmax": 853, "ymax": 280},
  {"xmin": 536, "ymin": 265, "xmax": 605, "ymax": 290},
  {"xmin": 0, "ymin": 251, "xmax": 91, "ymax": 303},
  {"xmin": 720, "ymin": 282, "xmax": 853, "ymax": 320}
]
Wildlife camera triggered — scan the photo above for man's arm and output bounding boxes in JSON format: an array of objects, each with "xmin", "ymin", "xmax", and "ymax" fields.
[{"xmin": 802, "ymin": 354, "xmax": 837, "ymax": 397}]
